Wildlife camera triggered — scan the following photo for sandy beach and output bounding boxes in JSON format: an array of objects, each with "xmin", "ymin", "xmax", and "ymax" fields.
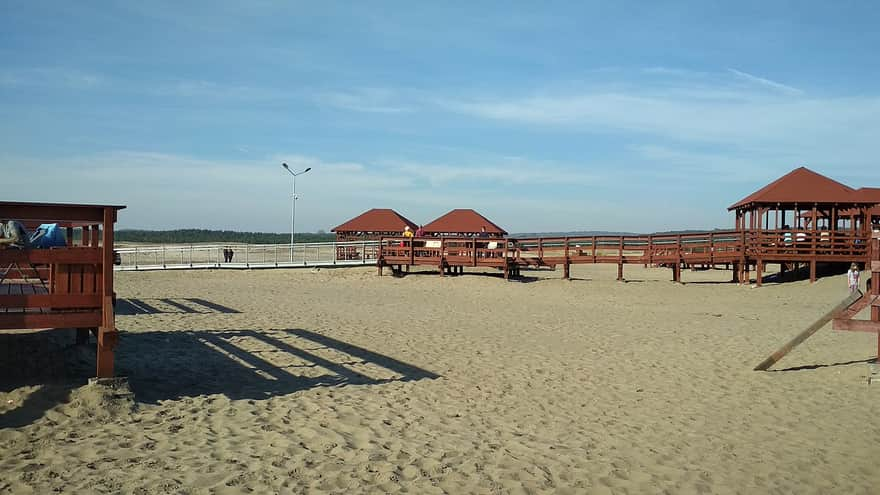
[{"xmin": 1, "ymin": 264, "xmax": 879, "ymax": 494}]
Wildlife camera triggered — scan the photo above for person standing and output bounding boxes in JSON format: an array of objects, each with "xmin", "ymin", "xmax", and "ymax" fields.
[
  {"xmin": 848, "ymin": 263, "xmax": 860, "ymax": 293},
  {"xmin": 414, "ymin": 225, "xmax": 425, "ymax": 237}
]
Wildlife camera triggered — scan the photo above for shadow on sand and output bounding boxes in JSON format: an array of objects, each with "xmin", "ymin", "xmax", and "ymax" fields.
[
  {"xmin": 116, "ymin": 297, "xmax": 241, "ymax": 315},
  {"xmin": 768, "ymin": 357, "xmax": 876, "ymax": 372},
  {"xmin": 0, "ymin": 327, "xmax": 439, "ymax": 427}
]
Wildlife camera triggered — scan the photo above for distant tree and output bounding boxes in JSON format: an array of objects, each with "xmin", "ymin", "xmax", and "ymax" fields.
[{"xmin": 116, "ymin": 229, "xmax": 335, "ymax": 244}]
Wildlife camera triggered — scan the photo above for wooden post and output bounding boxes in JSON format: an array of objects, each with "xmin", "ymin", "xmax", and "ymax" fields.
[
  {"xmin": 592, "ymin": 236, "xmax": 597, "ymax": 264},
  {"xmin": 563, "ymin": 237, "xmax": 570, "ymax": 280},
  {"xmin": 617, "ymin": 263, "xmax": 624, "ymax": 281},
  {"xmin": 755, "ymin": 259, "xmax": 763, "ymax": 287},
  {"xmin": 809, "ymin": 260, "xmax": 817, "ymax": 283},
  {"xmin": 869, "ymin": 234, "xmax": 880, "ymax": 358},
  {"xmin": 96, "ymin": 207, "xmax": 117, "ymax": 378},
  {"xmin": 472, "ymin": 238, "xmax": 477, "ymax": 267}
]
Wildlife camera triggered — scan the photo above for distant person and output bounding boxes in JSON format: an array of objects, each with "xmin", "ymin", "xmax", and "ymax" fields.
[
  {"xmin": 413, "ymin": 225, "xmax": 425, "ymax": 256},
  {"xmin": 477, "ymin": 226, "xmax": 489, "ymax": 257},
  {"xmin": 228, "ymin": 248, "xmax": 234, "ymax": 262},
  {"xmin": 848, "ymin": 263, "xmax": 860, "ymax": 293},
  {"xmin": 0, "ymin": 220, "xmax": 30, "ymax": 248},
  {"xmin": 401, "ymin": 225, "xmax": 413, "ymax": 247}
]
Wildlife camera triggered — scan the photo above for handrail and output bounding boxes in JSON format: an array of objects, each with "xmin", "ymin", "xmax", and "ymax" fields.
[{"xmin": 115, "ymin": 240, "xmax": 381, "ymax": 270}]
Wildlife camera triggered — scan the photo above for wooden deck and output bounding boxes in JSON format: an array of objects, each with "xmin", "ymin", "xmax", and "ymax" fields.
[
  {"xmin": 378, "ymin": 229, "xmax": 873, "ymax": 284},
  {"xmin": 0, "ymin": 202, "xmax": 124, "ymax": 378}
]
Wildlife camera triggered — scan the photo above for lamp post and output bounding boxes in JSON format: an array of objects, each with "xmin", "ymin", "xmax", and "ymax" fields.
[{"xmin": 281, "ymin": 163, "xmax": 312, "ymax": 261}]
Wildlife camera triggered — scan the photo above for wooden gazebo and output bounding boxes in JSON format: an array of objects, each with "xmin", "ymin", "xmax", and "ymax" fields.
[
  {"xmin": 728, "ymin": 167, "xmax": 876, "ymax": 283},
  {"xmin": 331, "ymin": 208, "xmax": 418, "ymax": 260},
  {"xmin": 332, "ymin": 208, "xmax": 418, "ymax": 241},
  {"xmin": 422, "ymin": 209, "xmax": 507, "ymax": 238}
]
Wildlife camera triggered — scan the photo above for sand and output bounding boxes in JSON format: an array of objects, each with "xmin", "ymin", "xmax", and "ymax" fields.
[{"xmin": 1, "ymin": 264, "xmax": 879, "ymax": 494}]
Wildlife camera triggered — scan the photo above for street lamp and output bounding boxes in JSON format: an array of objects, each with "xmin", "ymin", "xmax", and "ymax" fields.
[{"xmin": 281, "ymin": 163, "xmax": 312, "ymax": 261}]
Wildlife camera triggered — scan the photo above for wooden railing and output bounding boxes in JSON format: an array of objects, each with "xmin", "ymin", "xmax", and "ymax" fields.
[
  {"xmin": 0, "ymin": 203, "xmax": 122, "ymax": 378},
  {"xmin": 379, "ymin": 237, "xmax": 510, "ymax": 267},
  {"xmin": 378, "ymin": 229, "xmax": 871, "ymax": 271},
  {"xmin": 744, "ymin": 230, "xmax": 869, "ymax": 259},
  {"xmin": 512, "ymin": 231, "xmax": 744, "ymax": 265}
]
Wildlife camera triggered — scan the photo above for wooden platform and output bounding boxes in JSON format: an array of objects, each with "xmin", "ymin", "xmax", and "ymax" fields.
[
  {"xmin": 0, "ymin": 202, "xmax": 124, "ymax": 378},
  {"xmin": 378, "ymin": 229, "xmax": 872, "ymax": 283}
]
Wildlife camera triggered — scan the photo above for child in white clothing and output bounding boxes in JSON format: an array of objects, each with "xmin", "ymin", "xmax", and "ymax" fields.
[{"xmin": 847, "ymin": 263, "xmax": 860, "ymax": 293}]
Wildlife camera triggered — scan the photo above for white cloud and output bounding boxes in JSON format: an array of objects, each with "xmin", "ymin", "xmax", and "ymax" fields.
[
  {"xmin": 727, "ymin": 68, "xmax": 803, "ymax": 95},
  {"xmin": 315, "ymin": 88, "xmax": 414, "ymax": 113},
  {"xmin": 437, "ymin": 70, "xmax": 880, "ymax": 168},
  {"xmin": 0, "ymin": 68, "xmax": 106, "ymax": 90}
]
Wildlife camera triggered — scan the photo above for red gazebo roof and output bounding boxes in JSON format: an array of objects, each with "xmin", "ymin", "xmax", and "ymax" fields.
[
  {"xmin": 728, "ymin": 167, "xmax": 857, "ymax": 211},
  {"xmin": 852, "ymin": 187, "xmax": 880, "ymax": 204},
  {"xmin": 332, "ymin": 208, "xmax": 418, "ymax": 233},
  {"xmin": 422, "ymin": 209, "xmax": 507, "ymax": 235}
]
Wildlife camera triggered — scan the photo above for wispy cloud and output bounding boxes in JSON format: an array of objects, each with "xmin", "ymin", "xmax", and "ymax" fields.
[
  {"xmin": 0, "ymin": 149, "xmax": 619, "ymax": 231},
  {"xmin": 727, "ymin": 68, "xmax": 803, "ymax": 95},
  {"xmin": 382, "ymin": 157, "xmax": 598, "ymax": 187},
  {"xmin": 437, "ymin": 68, "xmax": 880, "ymax": 155},
  {"xmin": 315, "ymin": 88, "xmax": 414, "ymax": 113},
  {"xmin": 0, "ymin": 67, "xmax": 106, "ymax": 90}
]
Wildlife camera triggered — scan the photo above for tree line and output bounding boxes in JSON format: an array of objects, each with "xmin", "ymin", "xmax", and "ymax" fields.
[{"xmin": 116, "ymin": 229, "xmax": 336, "ymax": 245}]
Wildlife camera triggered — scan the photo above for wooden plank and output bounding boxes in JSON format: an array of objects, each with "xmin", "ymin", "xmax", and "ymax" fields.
[
  {"xmin": 0, "ymin": 204, "xmax": 114, "ymax": 223},
  {"xmin": 0, "ymin": 294, "xmax": 102, "ymax": 309},
  {"xmin": 55, "ymin": 263, "xmax": 70, "ymax": 295},
  {"xmin": 0, "ymin": 311, "xmax": 102, "ymax": 330},
  {"xmin": 70, "ymin": 264, "xmax": 83, "ymax": 294},
  {"xmin": 754, "ymin": 290, "xmax": 864, "ymax": 371},
  {"xmin": 832, "ymin": 319, "xmax": 880, "ymax": 333},
  {"xmin": 83, "ymin": 263, "xmax": 96, "ymax": 294},
  {"xmin": 0, "ymin": 248, "xmax": 102, "ymax": 264}
]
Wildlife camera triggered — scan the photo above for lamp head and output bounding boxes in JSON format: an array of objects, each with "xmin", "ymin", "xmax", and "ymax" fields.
[
  {"xmin": 304, "ymin": 167, "xmax": 312, "ymax": 173},
  {"xmin": 282, "ymin": 163, "xmax": 290, "ymax": 170}
]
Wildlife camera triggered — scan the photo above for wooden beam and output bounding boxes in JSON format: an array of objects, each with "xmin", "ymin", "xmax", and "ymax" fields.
[
  {"xmin": 0, "ymin": 248, "xmax": 102, "ymax": 264},
  {"xmin": 0, "ymin": 311, "xmax": 102, "ymax": 330},
  {"xmin": 754, "ymin": 290, "xmax": 863, "ymax": 371},
  {"xmin": 832, "ymin": 319, "xmax": 880, "ymax": 333},
  {"xmin": 0, "ymin": 293, "xmax": 101, "ymax": 309}
]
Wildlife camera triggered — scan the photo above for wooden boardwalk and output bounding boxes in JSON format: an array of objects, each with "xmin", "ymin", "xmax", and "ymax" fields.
[{"xmin": 378, "ymin": 229, "xmax": 872, "ymax": 284}]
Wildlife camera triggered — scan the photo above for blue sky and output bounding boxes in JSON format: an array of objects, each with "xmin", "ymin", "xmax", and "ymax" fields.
[{"xmin": 2, "ymin": 1, "xmax": 878, "ymax": 233}]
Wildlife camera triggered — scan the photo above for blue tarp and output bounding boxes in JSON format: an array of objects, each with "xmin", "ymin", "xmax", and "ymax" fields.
[{"xmin": 29, "ymin": 223, "xmax": 67, "ymax": 248}]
